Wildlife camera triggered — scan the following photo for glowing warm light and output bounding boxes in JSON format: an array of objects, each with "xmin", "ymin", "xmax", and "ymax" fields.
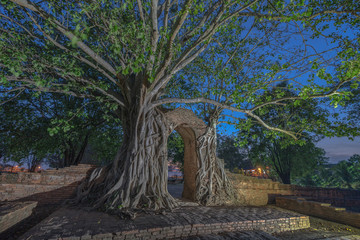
[{"xmin": 242, "ymin": 166, "xmax": 270, "ymax": 178}]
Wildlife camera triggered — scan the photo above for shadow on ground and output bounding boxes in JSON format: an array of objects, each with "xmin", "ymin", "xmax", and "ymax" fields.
[{"xmin": 0, "ymin": 183, "xmax": 79, "ymax": 240}]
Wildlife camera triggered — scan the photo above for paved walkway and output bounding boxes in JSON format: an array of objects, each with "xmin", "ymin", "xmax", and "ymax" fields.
[
  {"xmin": 180, "ymin": 230, "xmax": 279, "ymax": 239},
  {"xmin": 19, "ymin": 204, "xmax": 309, "ymax": 239},
  {"xmin": 168, "ymin": 183, "xmax": 183, "ymax": 199}
]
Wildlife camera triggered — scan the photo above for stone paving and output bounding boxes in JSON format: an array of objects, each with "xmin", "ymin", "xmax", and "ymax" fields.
[
  {"xmin": 168, "ymin": 183, "xmax": 183, "ymax": 199},
  {"xmin": 180, "ymin": 230, "xmax": 360, "ymax": 240},
  {"xmin": 179, "ymin": 230, "xmax": 279, "ymax": 239},
  {"xmin": 19, "ymin": 204, "xmax": 309, "ymax": 240}
]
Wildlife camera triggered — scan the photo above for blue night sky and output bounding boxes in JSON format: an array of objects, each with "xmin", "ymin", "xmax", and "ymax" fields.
[
  {"xmin": 217, "ymin": 107, "xmax": 360, "ymax": 165},
  {"xmin": 317, "ymin": 137, "xmax": 360, "ymax": 164}
]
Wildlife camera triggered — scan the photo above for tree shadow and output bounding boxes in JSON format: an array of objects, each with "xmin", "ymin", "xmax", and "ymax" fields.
[{"xmin": 0, "ymin": 182, "xmax": 81, "ymax": 240}]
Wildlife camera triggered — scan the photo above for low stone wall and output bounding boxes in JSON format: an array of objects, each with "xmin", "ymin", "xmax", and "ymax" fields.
[
  {"xmin": 229, "ymin": 173, "xmax": 292, "ymax": 206},
  {"xmin": 229, "ymin": 173, "xmax": 360, "ymax": 208},
  {"xmin": 0, "ymin": 201, "xmax": 37, "ymax": 233},
  {"xmin": 291, "ymin": 185, "xmax": 360, "ymax": 209},
  {"xmin": 276, "ymin": 196, "xmax": 360, "ymax": 228},
  {"xmin": 0, "ymin": 164, "xmax": 96, "ymax": 202}
]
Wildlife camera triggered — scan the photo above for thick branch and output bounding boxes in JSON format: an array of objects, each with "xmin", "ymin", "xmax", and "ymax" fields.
[
  {"xmin": 11, "ymin": 0, "xmax": 117, "ymax": 76},
  {"xmin": 23, "ymin": 11, "xmax": 119, "ymax": 87},
  {"xmin": 152, "ymin": 0, "xmax": 194, "ymax": 84},
  {"xmin": 249, "ymin": 79, "xmax": 353, "ymax": 112},
  {"xmin": 151, "ymin": 97, "xmax": 246, "ymax": 113},
  {"xmin": 0, "ymin": 89, "xmax": 25, "ymax": 105},
  {"xmin": 247, "ymin": 111, "xmax": 298, "ymax": 140}
]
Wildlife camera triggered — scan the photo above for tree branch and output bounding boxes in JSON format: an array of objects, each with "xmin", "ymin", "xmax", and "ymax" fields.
[
  {"xmin": 0, "ymin": 89, "xmax": 25, "ymax": 105},
  {"xmin": 11, "ymin": 0, "xmax": 117, "ymax": 76},
  {"xmin": 151, "ymin": 97, "xmax": 245, "ymax": 113},
  {"xmin": 249, "ymin": 79, "xmax": 353, "ymax": 112}
]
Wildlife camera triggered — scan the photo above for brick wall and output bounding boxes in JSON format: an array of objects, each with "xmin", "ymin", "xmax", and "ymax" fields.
[
  {"xmin": 0, "ymin": 201, "xmax": 37, "ymax": 233},
  {"xmin": 291, "ymin": 185, "xmax": 360, "ymax": 209},
  {"xmin": 0, "ymin": 164, "xmax": 96, "ymax": 202},
  {"xmin": 229, "ymin": 172, "xmax": 360, "ymax": 208},
  {"xmin": 229, "ymin": 173, "xmax": 292, "ymax": 206},
  {"xmin": 276, "ymin": 196, "xmax": 360, "ymax": 228}
]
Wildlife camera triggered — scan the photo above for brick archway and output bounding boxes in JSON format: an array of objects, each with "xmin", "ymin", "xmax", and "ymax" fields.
[{"xmin": 164, "ymin": 108, "xmax": 207, "ymax": 200}]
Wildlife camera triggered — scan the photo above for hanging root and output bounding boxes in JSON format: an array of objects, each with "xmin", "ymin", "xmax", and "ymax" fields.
[
  {"xmin": 69, "ymin": 108, "xmax": 178, "ymax": 218},
  {"xmin": 195, "ymin": 127, "xmax": 235, "ymax": 206}
]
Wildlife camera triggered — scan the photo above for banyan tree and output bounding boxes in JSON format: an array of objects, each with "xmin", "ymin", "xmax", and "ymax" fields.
[{"xmin": 1, "ymin": 0, "xmax": 359, "ymax": 215}]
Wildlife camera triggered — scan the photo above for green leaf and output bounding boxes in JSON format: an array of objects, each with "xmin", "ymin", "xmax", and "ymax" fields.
[{"xmin": 71, "ymin": 36, "xmax": 79, "ymax": 47}]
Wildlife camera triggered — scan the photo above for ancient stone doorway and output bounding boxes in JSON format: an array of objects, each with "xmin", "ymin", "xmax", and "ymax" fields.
[{"xmin": 164, "ymin": 108, "xmax": 207, "ymax": 201}]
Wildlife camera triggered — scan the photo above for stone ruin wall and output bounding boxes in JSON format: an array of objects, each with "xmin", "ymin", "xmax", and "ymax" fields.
[
  {"xmin": 163, "ymin": 108, "xmax": 360, "ymax": 207},
  {"xmin": 0, "ymin": 164, "xmax": 95, "ymax": 202},
  {"xmin": 229, "ymin": 172, "xmax": 360, "ymax": 208},
  {"xmin": 164, "ymin": 108, "xmax": 207, "ymax": 201},
  {"xmin": 276, "ymin": 196, "xmax": 360, "ymax": 228},
  {"xmin": 1, "ymin": 162, "xmax": 359, "ymax": 209}
]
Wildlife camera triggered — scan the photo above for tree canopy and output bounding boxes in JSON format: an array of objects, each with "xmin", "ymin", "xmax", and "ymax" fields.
[
  {"xmin": 1, "ymin": 0, "xmax": 360, "ymax": 213},
  {"xmin": 217, "ymin": 135, "xmax": 251, "ymax": 171},
  {"xmin": 1, "ymin": 0, "xmax": 359, "ymax": 132},
  {"xmin": 0, "ymin": 92, "xmax": 122, "ymax": 169}
]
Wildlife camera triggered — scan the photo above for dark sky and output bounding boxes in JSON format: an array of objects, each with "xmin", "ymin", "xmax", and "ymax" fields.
[
  {"xmin": 316, "ymin": 137, "xmax": 360, "ymax": 163},
  {"xmin": 219, "ymin": 113, "xmax": 360, "ymax": 165}
]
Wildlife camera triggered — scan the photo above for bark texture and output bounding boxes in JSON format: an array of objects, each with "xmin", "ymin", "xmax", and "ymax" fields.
[
  {"xmin": 75, "ymin": 108, "xmax": 234, "ymax": 217},
  {"xmin": 75, "ymin": 107, "xmax": 177, "ymax": 217},
  {"xmin": 195, "ymin": 124, "xmax": 235, "ymax": 205},
  {"xmin": 63, "ymin": 134, "xmax": 89, "ymax": 167}
]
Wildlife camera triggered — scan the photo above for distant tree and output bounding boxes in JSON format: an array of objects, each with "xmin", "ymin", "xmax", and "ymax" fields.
[
  {"xmin": 344, "ymin": 87, "xmax": 360, "ymax": 139},
  {"xmin": 217, "ymin": 135, "xmax": 251, "ymax": 171},
  {"xmin": 0, "ymin": 92, "xmax": 122, "ymax": 169},
  {"xmin": 332, "ymin": 160, "xmax": 355, "ymax": 189},
  {"xmin": 237, "ymin": 82, "xmax": 329, "ymax": 184},
  {"xmin": 245, "ymin": 133, "xmax": 327, "ymax": 184},
  {"xmin": 167, "ymin": 131, "xmax": 184, "ymax": 168},
  {"xmin": 83, "ymin": 123, "xmax": 123, "ymax": 167},
  {"xmin": 328, "ymin": 155, "xmax": 360, "ymax": 189},
  {"xmin": 23, "ymin": 154, "xmax": 42, "ymax": 172},
  {"xmin": 297, "ymin": 154, "xmax": 360, "ymax": 190},
  {"xmin": 0, "ymin": 94, "xmax": 51, "ymax": 170},
  {"xmin": 348, "ymin": 154, "xmax": 360, "ymax": 185}
]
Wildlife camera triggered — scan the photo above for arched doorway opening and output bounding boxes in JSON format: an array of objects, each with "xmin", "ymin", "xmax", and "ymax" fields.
[
  {"xmin": 167, "ymin": 130, "xmax": 184, "ymax": 199},
  {"xmin": 164, "ymin": 108, "xmax": 207, "ymax": 201}
]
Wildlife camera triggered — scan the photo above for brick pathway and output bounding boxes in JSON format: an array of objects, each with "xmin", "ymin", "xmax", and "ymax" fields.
[
  {"xmin": 179, "ymin": 230, "xmax": 279, "ymax": 239},
  {"xmin": 19, "ymin": 204, "xmax": 309, "ymax": 240}
]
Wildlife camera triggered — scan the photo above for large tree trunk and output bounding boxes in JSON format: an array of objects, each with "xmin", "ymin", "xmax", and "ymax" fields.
[
  {"xmin": 195, "ymin": 123, "xmax": 234, "ymax": 205},
  {"xmin": 28, "ymin": 155, "xmax": 39, "ymax": 172},
  {"xmin": 27, "ymin": 155, "xmax": 40, "ymax": 172},
  {"xmin": 75, "ymin": 106, "xmax": 177, "ymax": 217},
  {"xmin": 63, "ymin": 133, "xmax": 89, "ymax": 167},
  {"xmin": 75, "ymin": 105, "xmax": 234, "ymax": 216},
  {"xmin": 279, "ymin": 172, "xmax": 291, "ymax": 184}
]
